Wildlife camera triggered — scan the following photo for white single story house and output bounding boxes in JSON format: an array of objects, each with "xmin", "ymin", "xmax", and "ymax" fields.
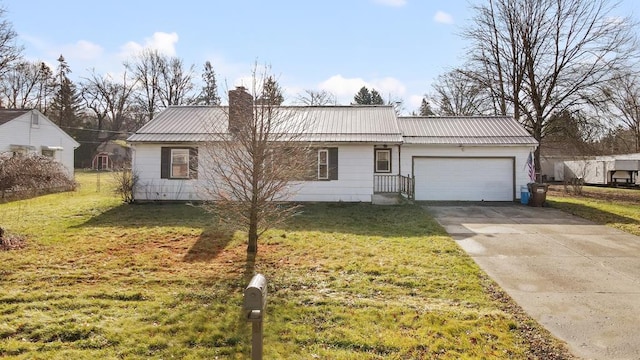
[
  {"xmin": 0, "ymin": 109, "xmax": 79, "ymax": 175},
  {"xmin": 127, "ymin": 87, "xmax": 538, "ymax": 202}
]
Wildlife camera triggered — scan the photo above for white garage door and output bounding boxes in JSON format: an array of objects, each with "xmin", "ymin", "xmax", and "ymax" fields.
[{"xmin": 414, "ymin": 157, "xmax": 514, "ymax": 201}]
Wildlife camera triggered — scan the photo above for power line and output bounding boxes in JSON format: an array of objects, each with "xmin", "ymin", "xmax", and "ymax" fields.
[{"xmin": 57, "ymin": 126, "xmax": 134, "ymax": 135}]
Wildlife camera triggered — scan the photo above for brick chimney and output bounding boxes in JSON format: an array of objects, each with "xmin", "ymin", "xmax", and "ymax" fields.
[{"xmin": 228, "ymin": 86, "xmax": 253, "ymax": 133}]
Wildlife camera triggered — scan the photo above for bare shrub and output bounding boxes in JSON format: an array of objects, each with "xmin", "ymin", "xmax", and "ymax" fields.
[
  {"xmin": 112, "ymin": 168, "xmax": 138, "ymax": 203},
  {"xmin": 0, "ymin": 153, "xmax": 75, "ymax": 249},
  {"xmin": 563, "ymin": 177, "xmax": 584, "ymax": 196},
  {"xmin": 0, "ymin": 152, "xmax": 77, "ymax": 201},
  {"xmin": 0, "ymin": 227, "xmax": 26, "ymax": 250}
]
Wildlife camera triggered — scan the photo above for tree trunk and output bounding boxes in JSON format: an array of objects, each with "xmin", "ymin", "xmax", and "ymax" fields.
[{"xmin": 247, "ymin": 206, "xmax": 258, "ymax": 254}]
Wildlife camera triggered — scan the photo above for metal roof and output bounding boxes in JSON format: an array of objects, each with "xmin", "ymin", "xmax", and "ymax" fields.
[
  {"xmin": 129, "ymin": 108, "xmax": 538, "ymax": 146},
  {"xmin": 398, "ymin": 116, "xmax": 538, "ymax": 145},
  {"xmin": 127, "ymin": 105, "xmax": 403, "ymax": 143}
]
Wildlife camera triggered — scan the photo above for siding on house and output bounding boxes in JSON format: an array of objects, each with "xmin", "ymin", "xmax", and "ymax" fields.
[
  {"xmin": 0, "ymin": 110, "xmax": 79, "ymax": 175},
  {"xmin": 132, "ymin": 143, "xmax": 386, "ymax": 202},
  {"xmin": 289, "ymin": 144, "xmax": 377, "ymax": 202},
  {"xmin": 133, "ymin": 143, "xmax": 201, "ymax": 201}
]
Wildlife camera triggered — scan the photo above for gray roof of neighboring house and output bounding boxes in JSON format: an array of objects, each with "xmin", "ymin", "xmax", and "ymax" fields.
[
  {"xmin": 127, "ymin": 105, "xmax": 404, "ymax": 143},
  {"xmin": 0, "ymin": 109, "xmax": 30, "ymax": 126},
  {"xmin": 398, "ymin": 116, "xmax": 538, "ymax": 145}
]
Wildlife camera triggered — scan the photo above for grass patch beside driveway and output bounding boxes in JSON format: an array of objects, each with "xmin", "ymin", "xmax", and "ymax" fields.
[
  {"xmin": 547, "ymin": 185, "xmax": 640, "ymax": 236},
  {"xmin": 0, "ymin": 172, "xmax": 568, "ymax": 359}
]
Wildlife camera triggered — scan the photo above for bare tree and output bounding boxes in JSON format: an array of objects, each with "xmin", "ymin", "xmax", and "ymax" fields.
[
  {"xmin": 125, "ymin": 49, "xmax": 165, "ymax": 123},
  {"xmin": 462, "ymin": 0, "xmax": 639, "ymax": 175},
  {"xmin": 158, "ymin": 57, "xmax": 195, "ymax": 107},
  {"xmin": 81, "ymin": 70, "xmax": 137, "ymax": 134},
  {"xmin": 431, "ymin": 69, "xmax": 493, "ymax": 116},
  {"xmin": 601, "ymin": 71, "xmax": 640, "ymax": 152},
  {"xmin": 125, "ymin": 49, "xmax": 196, "ymax": 122},
  {"xmin": 0, "ymin": 6, "xmax": 22, "ymax": 80},
  {"xmin": 199, "ymin": 67, "xmax": 313, "ymax": 255},
  {"xmin": 295, "ymin": 89, "xmax": 336, "ymax": 105},
  {"xmin": 79, "ymin": 70, "xmax": 137, "ymax": 163},
  {"xmin": 0, "ymin": 61, "xmax": 52, "ymax": 109}
]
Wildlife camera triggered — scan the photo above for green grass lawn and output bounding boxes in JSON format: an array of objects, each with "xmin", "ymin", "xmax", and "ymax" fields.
[
  {"xmin": 0, "ymin": 172, "xmax": 567, "ymax": 359},
  {"xmin": 547, "ymin": 185, "xmax": 640, "ymax": 236}
]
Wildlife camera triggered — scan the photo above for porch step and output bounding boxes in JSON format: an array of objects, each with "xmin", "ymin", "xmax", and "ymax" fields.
[{"xmin": 372, "ymin": 193, "xmax": 407, "ymax": 205}]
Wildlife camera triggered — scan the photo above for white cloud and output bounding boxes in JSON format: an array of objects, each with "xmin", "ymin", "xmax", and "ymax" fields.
[
  {"xmin": 408, "ymin": 94, "xmax": 424, "ymax": 109},
  {"xmin": 373, "ymin": 0, "xmax": 407, "ymax": 7},
  {"xmin": 319, "ymin": 75, "xmax": 368, "ymax": 100},
  {"xmin": 60, "ymin": 40, "xmax": 104, "ymax": 61},
  {"xmin": 371, "ymin": 77, "xmax": 406, "ymax": 97},
  {"xmin": 119, "ymin": 31, "xmax": 179, "ymax": 59},
  {"xmin": 434, "ymin": 10, "xmax": 454, "ymax": 24},
  {"xmin": 318, "ymin": 74, "xmax": 408, "ymax": 105}
]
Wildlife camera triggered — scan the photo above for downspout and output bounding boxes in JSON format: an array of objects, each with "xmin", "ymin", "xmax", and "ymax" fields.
[{"xmin": 398, "ymin": 143, "xmax": 401, "ymax": 176}]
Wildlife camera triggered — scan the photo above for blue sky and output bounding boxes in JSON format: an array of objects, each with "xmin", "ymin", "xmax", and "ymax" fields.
[{"xmin": 5, "ymin": 0, "xmax": 640, "ymax": 113}]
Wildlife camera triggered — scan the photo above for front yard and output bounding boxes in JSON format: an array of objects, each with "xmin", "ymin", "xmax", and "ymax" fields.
[{"xmin": 0, "ymin": 172, "xmax": 570, "ymax": 359}]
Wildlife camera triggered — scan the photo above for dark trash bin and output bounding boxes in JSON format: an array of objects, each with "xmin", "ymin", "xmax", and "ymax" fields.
[{"xmin": 527, "ymin": 183, "xmax": 549, "ymax": 207}]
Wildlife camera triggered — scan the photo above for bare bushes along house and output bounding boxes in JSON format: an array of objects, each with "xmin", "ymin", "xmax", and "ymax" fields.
[{"xmin": 127, "ymin": 87, "xmax": 537, "ymax": 203}]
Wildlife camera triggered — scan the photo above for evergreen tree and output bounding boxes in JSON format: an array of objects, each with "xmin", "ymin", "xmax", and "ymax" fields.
[
  {"xmin": 353, "ymin": 86, "xmax": 372, "ymax": 104},
  {"xmin": 49, "ymin": 55, "xmax": 83, "ymax": 134},
  {"xmin": 260, "ymin": 76, "xmax": 283, "ymax": 105},
  {"xmin": 419, "ymin": 97, "xmax": 435, "ymax": 116},
  {"xmin": 370, "ymin": 89, "xmax": 384, "ymax": 105},
  {"xmin": 353, "ymin": 86, "xmax": 384, "ymax": 105},
  {"xmin": 197, "ymin": 61, "xmax": 220, "ymax": 105}
]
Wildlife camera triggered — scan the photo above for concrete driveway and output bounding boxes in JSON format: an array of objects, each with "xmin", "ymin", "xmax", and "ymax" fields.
[{"xmin": 425, "ymin": 204, "xmax": 640, "ymax": 360}]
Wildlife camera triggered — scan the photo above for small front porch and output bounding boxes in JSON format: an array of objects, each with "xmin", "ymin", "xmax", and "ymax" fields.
[{"xmin": 372, "ymin": 174, "xmax": 415, "ymax": 205}]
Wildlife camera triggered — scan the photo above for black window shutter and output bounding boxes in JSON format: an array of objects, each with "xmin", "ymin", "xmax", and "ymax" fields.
[
  {"xmin": 161, "ymin": 147, "xmax": 170, "ymax": 179},
  {"xmin": 189, "ymin": 147, "xmax": 198, "ymax": 179},
  {"xmin": 328, "ymin": 147, "xmax": 338, "ymax": 180}
]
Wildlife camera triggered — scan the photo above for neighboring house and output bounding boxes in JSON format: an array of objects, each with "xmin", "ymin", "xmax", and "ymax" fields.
[
  {"xmin": 0, "ymin": 109, "xmax": 79, "ymax": 175},
  {"xmin": 127, "ymin": 87, "xmax": 538, "ymax": 203}
]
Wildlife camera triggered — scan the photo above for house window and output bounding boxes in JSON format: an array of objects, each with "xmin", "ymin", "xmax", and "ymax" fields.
[
  {"xmin": 31, "ymin": 113, "xmax": 39, "ymax": 127},
  {"xmin": 318, "ymin": 149, "xmax": 328, "ymax": 180},
  {"xmin": 315, "ymin": 148, "xmax": 338, "ymax": 180},
  {"xmin": 171, "ymin": 149, "xmax": 190, "ymax": 178},
  {"xmin": 161, "ymin": 147, "xmax": 198, "ymax": 179},
  {"xmin": 10, "ymin": 144, "xmax": 34, "ymax": 156},
  {"xmin": 42, "ymin": 149, "xmax": 55, "ymax": 158},
  {"xmin": 375, "ymin": 149, "xmax": 391, "ymax": 173}
]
